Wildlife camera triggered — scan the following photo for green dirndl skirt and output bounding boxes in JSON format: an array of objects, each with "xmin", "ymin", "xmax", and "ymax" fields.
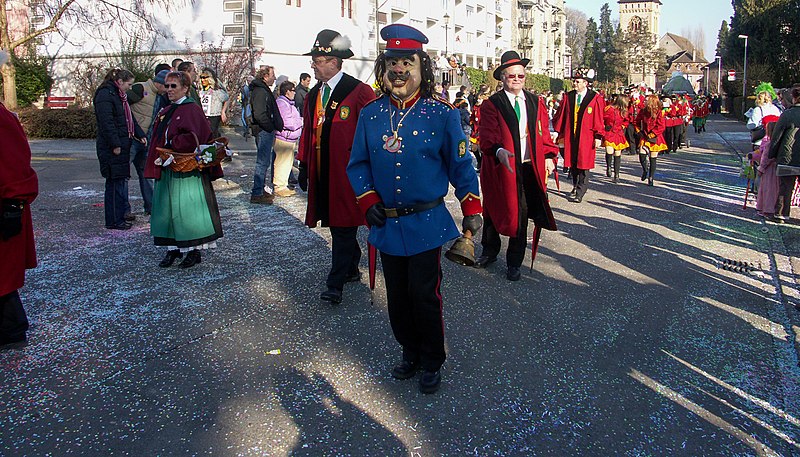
[{"xmin": 151, "ymin": 169, "xmax": 223, "ymax": 248}]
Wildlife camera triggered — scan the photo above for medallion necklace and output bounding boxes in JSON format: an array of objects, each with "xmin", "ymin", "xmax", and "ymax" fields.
[{"xmin": 383, "ymin": 97, "xmax": 420, "ymax": 153}]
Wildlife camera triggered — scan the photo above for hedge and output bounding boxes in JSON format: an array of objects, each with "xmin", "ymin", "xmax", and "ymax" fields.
[{"xmin": 18, "ymin": 107, "xmax": 97, "ymax": 139}]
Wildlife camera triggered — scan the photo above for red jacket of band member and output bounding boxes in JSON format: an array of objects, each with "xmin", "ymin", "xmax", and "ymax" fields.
[
  {"xmin": 0, "ymin": 104, "xmax": 39, "ymax": 296},
  {"xmin": 552, "ymin": 90, "xmax": 605, "ymax": 170},
  {"xmin": 478, "ymin": 91, "xmax": 558, "ymax": 236}
]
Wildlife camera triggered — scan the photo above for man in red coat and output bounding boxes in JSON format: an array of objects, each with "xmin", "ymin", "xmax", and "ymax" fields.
[
  {"xmin": 552, "ymin": 67, "xmax": 604, "ymax": 203},
  {"xmin": 475, "ymin": 51, "xmax": 558, "ymax": 281},
  {"xmin": 297, "ymin": 30, "xmax": 375, "ymax": 304},
  {"xmin": 0, "ymin": 85, "xmax": 38, "ymax": 348}
]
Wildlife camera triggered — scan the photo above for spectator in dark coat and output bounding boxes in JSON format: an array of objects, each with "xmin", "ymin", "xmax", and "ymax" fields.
[
  {"xmin": 93, "ymin": 69, "xmax": 146, "ymax": 230},
  {"xmin": 294, "ymin": 72, "xmax": 311, "ymax": 114},
  {"xmin": 249, "ymin": 65, "xmax": 284, "ymax": 204},
  {"xmin": 768, "ymin": 84, "xmax": 800, "ymax": 223}
]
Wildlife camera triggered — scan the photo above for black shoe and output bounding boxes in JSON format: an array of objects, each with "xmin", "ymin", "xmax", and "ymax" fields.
[
  {"xmin": 648, "ymin": 177, "xmax": 654, "ymax": 186},
  {"xmin": 392, "ymin": 359, "xmax": 420, "ymax": 380},
  {"xmin": 612, "ymin": 177, "xmax": 619, "ymax": 183},
  {"xmin": 571, "ymin": 195, "xmax": 583, "ymax": 203},
  {"xmin": 179, "ymin": 250, "xmax": 201, "ymax": 268},
  {"xmin": 106, "ymin": 222, "xmax": 133, "ymax": 230},
  {"xmin": 320, "ymin": 287, "xmax": 343, "ymax": 304},
  {"xmin": 641, "ymin": 170, "xmax": 648, "ymax": 181},
  {"xmin": 0, "ymin": 333, "xmax": 26, "ymax": 346},
  {"xmin": 124, "ymin": 213, "xmax": 136, "ymax": 221},
  {"xmin": 474, "ymin": 255, "xmax": 498, "ymax": 269},
  {"xmin": 506, "ymin": 266, "xmax": 521, "ymax": 281},
  {"xmin": 419, "ymin": 370, "xmax": 441, "ymax": 394},
  {"xmin": 345, "ymin": 271, "xmax": 362, "ymax": 283},
  {"xmin": 159, "ymin": 250, "xmax": 183, "ymax": 267}
]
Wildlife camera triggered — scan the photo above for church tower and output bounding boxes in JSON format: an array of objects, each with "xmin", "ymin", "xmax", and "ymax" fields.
[{"xmin": 618, "ymin": 0, "xmax": 661, "ymax": 87}]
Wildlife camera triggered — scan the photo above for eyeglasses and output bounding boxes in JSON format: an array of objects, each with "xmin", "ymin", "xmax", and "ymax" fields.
[
  {"xmin": 505, "ymin": 74, "xmax": 526, "ymax": 79},
  {"xmin": 311, "ymin": 57, "xmax": 335, "ymax": 65},
  {"xmin": 165, "ymin": 83, "xmax": 180, "ymax": 89}
]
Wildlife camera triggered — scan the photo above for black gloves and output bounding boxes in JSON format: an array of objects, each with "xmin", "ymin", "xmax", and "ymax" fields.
[
  {"xmin": 1, "ymin": 200, "xmax": 24, "ymax": 240},
  {"xmin": 366, "ymin": 202, "xmax": 387, "ymax": 227},
  {"xmin": 298, "ymin": 163, "xmax": 308, "ymax": 192},
  {"xmin": 462, "ymin": 214, "xmax": 483, "ymax": 235}
]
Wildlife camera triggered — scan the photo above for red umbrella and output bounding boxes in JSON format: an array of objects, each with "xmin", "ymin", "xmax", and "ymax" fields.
[
  {"xmin": 530, "ymin": 226, "xmax": 542, "ymax": 271},
  {"xmin": 552, "ymin": 168, "xmax": 561, "ymax": 192},
  {"xmin": 368, "ymin": 242, "xmax": 377, "ymax": 304}
]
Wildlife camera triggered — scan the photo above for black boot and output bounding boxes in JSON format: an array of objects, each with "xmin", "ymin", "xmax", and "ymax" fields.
[
  {"xmin": 639, "ymin": 154, "xmax": 649, "ymax": 181},
  {"xmin": 179, "ymin": 250, "xmax": 202, "ymax": 268},
  {"xmin": 613, "ymin": 155, "xmax": 621, "ymax": 183},
  {"xmin": 648, "ymin": 157, "xmax": 657, "ymax": 186},
  {"xmin": 605, "ymin": 154, "xmax": 612, "ymax": 177},
  {"xmin": 159, "ymin": 250, "xmax": 183, "ymax": 267}
]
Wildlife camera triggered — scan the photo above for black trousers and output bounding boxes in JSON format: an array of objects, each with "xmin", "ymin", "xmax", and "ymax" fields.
[
  {"xmin": 570, "ymin": 167, "xmax": 590, "ymax": 199},
  {"xmin": 480, "ymin": 164, "xmax": 539, "ymax": 268},
  {"xmin": 776, "ymin": 176, "xmax": 798, "ymax": 218},
  {"xmin": 380, "ymin": 247, "xmax": 445, "ymax": 372},
  {"xmin": 327, "ymin": 226, "xmax": 361, "ymax": 290},
  {"xmin": 625, "ymin": 124, "xmax": 638, "ymax": 154},
  {"xmin": 0, "ymin": 290, "xmax": 28, "ymax": 341}
]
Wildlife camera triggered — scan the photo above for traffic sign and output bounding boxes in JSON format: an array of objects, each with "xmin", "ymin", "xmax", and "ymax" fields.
[{"xmin": 727, "ymin": 69, "xmax": 736, "ymax": 81}]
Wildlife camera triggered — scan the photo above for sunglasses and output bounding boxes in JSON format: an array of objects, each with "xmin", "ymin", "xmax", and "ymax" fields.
[
  {"xmin": 505, "ymin": 74, "xmax": 526, "ymax": 79},
  {"xmin": 165, "ymin": 83, "xmax": 180, "ymax": 89}
]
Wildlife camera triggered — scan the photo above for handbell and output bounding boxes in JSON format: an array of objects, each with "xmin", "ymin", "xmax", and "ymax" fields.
[{"xmin": 444, "ymin": 230, "xmax": 476, "ymax": 267}]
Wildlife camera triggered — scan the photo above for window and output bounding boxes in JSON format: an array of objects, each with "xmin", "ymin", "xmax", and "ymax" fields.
[
  {"xmin": 466, "ymin": 6, "xmax": 473, "ymax": 17},
  {"xmin": 341, "ymin": 0, "xmax": 352, "ymax": 18}
]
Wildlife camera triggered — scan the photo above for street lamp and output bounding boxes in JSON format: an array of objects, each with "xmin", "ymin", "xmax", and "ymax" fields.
[
  {"xmin": 444, "ymin": 13, "xmax": 450, "ymax": 57},
  {"xmin": 738, "ymin": 34, "xmax": 748, "ymax": 116}
]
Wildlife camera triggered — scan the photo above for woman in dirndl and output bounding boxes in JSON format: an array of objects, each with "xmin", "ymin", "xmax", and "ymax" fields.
[
  {"xmin": 602, "ymin": 94, "xmax": 630, "ymax": 183},
  {"xmin": 144, "ymin": 71, "xmax": 223, "ymax": 268},
  {"xmin": 635, "ymin": 94, "xmax": 668, "ymax": 186}
]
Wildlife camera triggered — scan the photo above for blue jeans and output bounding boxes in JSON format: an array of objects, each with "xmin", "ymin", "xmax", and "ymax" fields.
[
  {"xmin": 105, "ymin": 177, "xmax": 128, "ymax": 227},
  {"xmin": 252, "ymin": 130, "xmax": 276, "ymax": 196},
  {"xmin": 130, "ymin": 140, "xmax": 154, "ymax": 213}
]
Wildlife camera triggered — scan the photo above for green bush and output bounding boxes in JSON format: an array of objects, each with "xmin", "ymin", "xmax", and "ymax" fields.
[
  {"xmin": 465, "ymin": 67, "xmax": 488, "ymax": 89},
  {"xmin": 0, "ymin": 56, "xmax": 53, "ymax": 107},
  {"xmin": 523, "ymin": 73, "xmax": 569, "ymax": 94},
  {"xmin": 18, "ymin": 106, "xmax": 97, "ymax": 138}
]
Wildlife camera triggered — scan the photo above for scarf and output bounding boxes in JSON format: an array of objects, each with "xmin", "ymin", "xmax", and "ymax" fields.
[{"xmin": 115, "ymin": 80, "xmax": 135, "ymax": 138}]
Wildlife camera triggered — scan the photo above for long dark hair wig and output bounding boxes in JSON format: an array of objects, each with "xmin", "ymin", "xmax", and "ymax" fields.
[{"xmin": 374, "ymin": 50, "xmax": 436, "ymax": 98}]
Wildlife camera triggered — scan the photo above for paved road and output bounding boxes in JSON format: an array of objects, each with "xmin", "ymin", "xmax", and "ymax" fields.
[{"xmin": 2, "ymin": 117, "xmax": 799, "ymax": 456}]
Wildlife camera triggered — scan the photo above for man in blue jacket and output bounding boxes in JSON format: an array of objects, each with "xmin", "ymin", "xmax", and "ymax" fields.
[{"xmin": 347, "ymin": 24, "xmax": 482, "ymax": 394}]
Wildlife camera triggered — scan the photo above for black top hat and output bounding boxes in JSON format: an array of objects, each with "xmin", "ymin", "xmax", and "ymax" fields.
[
  {"xmin": 304, "ymin": 29, "xmax": 354, "ymax": 59},
  {"xmin": 572, "ymin": 67, "xmax": 596, "ymax": 82},
  {"xmin": 493, "ymin": 51, "xmax": 530, "ymax": 80}
]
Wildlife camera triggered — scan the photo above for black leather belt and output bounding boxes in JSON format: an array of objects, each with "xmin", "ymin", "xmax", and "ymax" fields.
[{"xmin": 384, "ymin": 197, "xmax": 444, "ymax": 218}]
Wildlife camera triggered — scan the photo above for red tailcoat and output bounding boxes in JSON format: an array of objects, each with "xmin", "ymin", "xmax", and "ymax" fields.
[
  {"xmin": 298, "ymin": 73, "xmax": 375, "ymax": 228},
  {"xmin": 552, "ymin": 89, "xmax": 604, "ymax": 170},
  {"xmin": 602, "ymin": 105, "xmax": 629, "ymax": 150},
  {"xmin": 479, "ymin": 90, "xmax": 558, "ymax": 236},
  {"xmin": 0, "ymin": 104, "xmax": 38, "ymax": 296}
]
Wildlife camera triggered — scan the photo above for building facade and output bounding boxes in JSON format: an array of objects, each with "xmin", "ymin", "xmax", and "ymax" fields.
[
  {"xmin": 618, "ymin": 0, "xmax": 661, "ymax": 88},
  {"xmin": 515, "ymin": 0, "xmax": 568, "ymax": 79},
  {"xmin": 19, "ymin": 0, "xmax": 523, "ymax": 97},
  {"xmin": 659, "ymin": 33, "xmax": 708, "ymax": 93}
]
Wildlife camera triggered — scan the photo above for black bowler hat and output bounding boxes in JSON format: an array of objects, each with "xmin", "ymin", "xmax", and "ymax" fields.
[
  {"xmin": 493, "ymin": 51, "xmax": 531, "ymax": 80},
  {"xmin": 304, "ymin": 29, "xmax": 354, "ymax": 59},
  {"xmin": 381, "ymin": 24, "xmax": 429, "ymax": 57},
  {"xmin": 572, "ymin": 67, "xmax": 596, "ymax": 82}
]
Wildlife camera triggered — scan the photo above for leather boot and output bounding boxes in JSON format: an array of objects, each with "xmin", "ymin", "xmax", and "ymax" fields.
[
  {"xmin": 639, "ymin": 154, "xmax": 649, "ymax": 181},
  {"xmin": 179, "ymin": 250, "xmax": 202, "ymax": 268},
  {"xmin": 159, "ymin": 250, "xmax": 183, "ymax": 267},
  {"xmin": 613, "ymin": 155, "xmax": 621, "ymax": 183},
  {"xmin": 648, "ymin": 157, "xmax": 657, "ymax": 186},
  {"xmin": 605, "ymin": 154, "xmax": 612, "ymax": 177}
]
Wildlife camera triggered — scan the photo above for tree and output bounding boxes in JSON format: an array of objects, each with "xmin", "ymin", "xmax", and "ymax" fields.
[
  {"xmin": 0, "ymin": 0, "xmax": 189, "ymax": 109},
  {"xmin": 582, "ymin": 18, "xmax": 599, "ymax": 69},
  {"xmin": 565, "ymin": 7, "xmax": 588, "ymax": 64},
  {"xmin": 603, "ymin": 24, "xmax": 628, "ymax": 86},
  {"xmin": 596, "ymin": 3, "xmax": 615, "ymax": 81},
  {"xmin": 619, "ymin": 22, "xmax": 664, "ymax": 85},
  {"xmin": 715, "ymin": 20, "xmax": 729, "ymax": 58}
]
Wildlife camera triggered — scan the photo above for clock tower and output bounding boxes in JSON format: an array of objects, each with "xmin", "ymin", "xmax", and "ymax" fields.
[{"xmin": 618, "ymin": 0, "xmax": 662, "ymax": 87}]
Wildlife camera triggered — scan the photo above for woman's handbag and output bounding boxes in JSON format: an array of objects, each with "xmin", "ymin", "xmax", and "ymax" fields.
[
  {"xmin": 155, "ymin": 134, "xmax": 230, "ymax": 173},
  {"xmin": 750, "ymin": 126, "xmax": 766, "ymax": 143}
]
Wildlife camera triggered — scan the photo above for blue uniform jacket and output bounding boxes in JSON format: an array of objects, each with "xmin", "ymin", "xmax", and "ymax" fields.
[{"xmin": 347, "ymin": 94, "xmax": 481, "ymax": 257}]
